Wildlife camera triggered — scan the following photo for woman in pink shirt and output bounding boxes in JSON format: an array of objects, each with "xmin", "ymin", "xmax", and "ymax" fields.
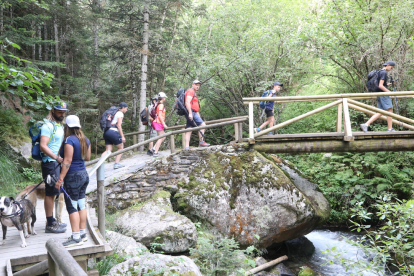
[{"xmin": 151, "ymin": 92, "xmax": 168, "ymax": 157}]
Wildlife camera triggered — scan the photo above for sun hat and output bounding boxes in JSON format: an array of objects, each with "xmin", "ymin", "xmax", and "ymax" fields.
[
  {"xmin": 158, "ymin": 92, "xmax": 168, "ymax": 98},
  {"xmin": 66, "ymin": 115, "xmax": 81, "ymax": 128}
]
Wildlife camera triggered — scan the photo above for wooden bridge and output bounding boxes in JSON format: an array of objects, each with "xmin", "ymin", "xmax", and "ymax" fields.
[{"xmin": 244, "ymin": 91, "xmax": 414, "ymax": 153}]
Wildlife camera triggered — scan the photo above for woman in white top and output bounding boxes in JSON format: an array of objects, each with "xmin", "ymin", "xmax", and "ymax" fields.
[{"xmin": 102, "ymin": 102, "xmax": 128, "ymax": 169}]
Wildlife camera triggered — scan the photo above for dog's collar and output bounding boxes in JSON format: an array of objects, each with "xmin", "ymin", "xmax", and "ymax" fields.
[{"xmin": 0, "ymin": 202, "xmax": 23, "ymax": 219}]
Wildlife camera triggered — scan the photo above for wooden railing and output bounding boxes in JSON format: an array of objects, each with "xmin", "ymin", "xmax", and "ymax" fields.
[{"xmin": 243, "ymin": 91, "xmax": 414, "ymax": 143}]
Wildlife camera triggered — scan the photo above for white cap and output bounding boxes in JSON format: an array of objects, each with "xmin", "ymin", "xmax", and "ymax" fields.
[
  {"xmin": 66, "ymin": 115, "xmax": 81, "ymax": 128},
  {"xmin": 193, "ymin": 79, "xmax": 202, "ymax": 84},
  {"xmin": 158, "ymin": 92, "xmax": 167, "ymax": 98}
]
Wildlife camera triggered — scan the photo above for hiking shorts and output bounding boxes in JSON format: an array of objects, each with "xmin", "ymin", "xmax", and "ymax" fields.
[
  {"xmin": 103, "ymin": 129, "xmax": 122, "ymax": 145},
  {"xmin": 265, "ymin": 109, "xmax": 274, "ymax": 118},
  {"xmin": 377, "ymin": 96, "xmax": 393, "ymax": 110},
  {"xmin": 152, "ymin": 122, "xmax": 164, "ymax": 131},
  {"xmin": 149, "ymin": 127, "xmax": 157, "ymax": 139},
  {"xmin": 41, "ymin": 161, "xmax": 61, "ymax": 197},
  {"xmin": 186, "ymin": 111, "xmax": 204, "ymax": 128},
  {"xmin": 63, "ymin": 169, "xmax": 89, "ymax": 215}
]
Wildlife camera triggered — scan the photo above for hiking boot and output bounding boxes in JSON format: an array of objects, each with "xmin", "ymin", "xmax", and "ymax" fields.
[
  {"xmin": 199, "ymin": 141, "xmax": 210, "ymax": 147},
  {"xmin": 114, "ymin": 163, "xmax": 126, "ymax": 169},
  {"xmin": 57, "ymin": 222, "xmax": 67, "ymax": 228},
  {"xmin": 81, "ymin": 233, "xmax": 88, "ymax": 242},
  {"xmin": 388, "ymin": 128, "xmax": 397, "ymax": 132},
  {"xmin": 360, "ymin": 124, "xmax": 368, "ymax": 133},
  {"xmin": 62, "ymin": 235, "xmax": 83, "ymax": 248},
  {"xmin": 45, "ymin": 221, "xmax": 66, "ymax": 233},
  {"xmin": 153, "ymin": 153, "xmax": 159, "ymax": 157},
  {"xmin": 147, "ymin": 149, "xmax": 154, "ymax": 156}
]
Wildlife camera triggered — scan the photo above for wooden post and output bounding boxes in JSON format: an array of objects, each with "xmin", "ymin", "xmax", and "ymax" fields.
[
  {"xmin": 133, "ymin": 135, "xmax": 137, "ymax": 152},
  {"xmin": 170, "ymin": 134, "xmax": 175, "ymax": 153},
  {"xmin": 249, "ymin": 102, "xmax": 254, "ymax": 143},
  {"xmin": 342, "ymin": 98, "xmax": 354, "ymax": 141},
  {"xmin": 336, "ymin": 103, "xmax": 342, "ymax": 132},
  {"xmin": 96, "ymin": 163, "xmax": 105, "ymax": 239},
  {"xmin": 48, "ymin": 253, "xmax": 61, "ymax": 276},
  {"xmin": 46, "ymin": 239, "xmax": 87, "ymax": 276},
  {"xmin": 234, "ymin": 123, "xmax": 239, "ymax": 142},
  {"xmin": 238, "ymin": 122, "xmax": 243, "ymax": 142},
  {"xmin": 182, "ymin": 133, "xmax": 186, "ymax": 149}
]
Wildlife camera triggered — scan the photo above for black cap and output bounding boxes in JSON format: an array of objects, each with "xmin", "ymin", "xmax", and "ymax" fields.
[
  {"xmin": 273, "ymin": 81, "xmax": 283, "ymax": 87},
  {"xmin": 119, "ymin": 102, "xmax": 128, "ymax": 108},
  {"xmin": 383, "ymin": 61, "xmax": 396, "ymax": 67}
]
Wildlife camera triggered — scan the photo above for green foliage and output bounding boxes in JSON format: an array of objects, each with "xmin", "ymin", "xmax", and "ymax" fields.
[
  {"xmin": 0, "ymin": 151, "xmax": 27, "ymax": 195},
  {"xmin": 323, "ymin": 194, "xmax": 414, "ymax": 275},
  {"xmin": 96, "ymin": 252, "xmax": 128, "ymax": 276},
  {"xmin": 22, "ymin": 167, "xmax": 42, "ymax": 183},
  {"xmin": 149, "ymin": 237, "xmax": 165, "ymax": 254},
  {"xmin": 0, "ymin": 108, "xmax": 30, "ymax": 146},
  {"xmin": 281, "ymin": 152, "xmax": 414, "ymax": 224}
]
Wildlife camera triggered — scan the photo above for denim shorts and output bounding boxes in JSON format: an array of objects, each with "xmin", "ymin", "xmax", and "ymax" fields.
[
  {"xmin": 63, "ymin": 169, "xmax": 89, "ymax": 214},
  {"xmin": 186, "ymin": 112, "xmax": 204, "ymax": 128},
  {"xmin": 41, "ymin": 161, "xmax": 61, "ymax": 197},
  {"xmin": 103, "ymin": 129, "xmax": 122, "ymax": 145},
  {"xmin": 377, "ymin": 96, "xmax": 393, "ymax": 110}
]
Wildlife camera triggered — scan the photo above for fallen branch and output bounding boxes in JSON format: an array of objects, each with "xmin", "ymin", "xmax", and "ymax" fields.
[{"xmin": 245, "ymin": 255, "xmax": 288, "ymax": 275}]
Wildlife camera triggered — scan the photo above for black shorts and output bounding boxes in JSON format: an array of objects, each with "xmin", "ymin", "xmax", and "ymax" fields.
[
  {"xmin": 103, "ymin": 129, "xmax": 122, "ymax": 145},
  {"xmin": 41, "ymin": 161, "xmax": 62, "ymax": 197},
  {"xmin": 265, "ymin": 109, "xmax": 274, "ymax": 118},
  {"xmin": 64, "ymin": 170, "xmax": 89, "ymax": 214}
]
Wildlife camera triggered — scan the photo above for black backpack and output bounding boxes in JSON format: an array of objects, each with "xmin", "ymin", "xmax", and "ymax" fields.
[
  {"xmin": 140, "ymin": 107, "xmax": 148, "ymax": 125},
  {"xmin": 366, "ymin": 69, "xmax": 381, "ymax": 92},
  {"xmin": 100, "ymin": 106, "xmax": 119, "ymax": 131},
  {"xmin": 175, "ymin": 88, "xmax": 187, "ymax": 116}
]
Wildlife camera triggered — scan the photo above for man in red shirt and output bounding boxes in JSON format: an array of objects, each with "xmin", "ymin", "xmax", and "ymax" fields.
[{"xmin": 184, "ymin": 80, "xmax": 210, "ymax": 149}]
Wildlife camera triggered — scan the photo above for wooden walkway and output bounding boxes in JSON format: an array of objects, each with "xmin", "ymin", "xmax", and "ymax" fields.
[{"xmin": 0, "ymin": 199, "xmax": 111, "ymax": 275}]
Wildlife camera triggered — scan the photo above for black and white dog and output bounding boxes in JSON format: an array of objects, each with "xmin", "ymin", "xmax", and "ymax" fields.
[{"xmin": 0, "ymin": 197, "xmax": 37, "ymax": 248}]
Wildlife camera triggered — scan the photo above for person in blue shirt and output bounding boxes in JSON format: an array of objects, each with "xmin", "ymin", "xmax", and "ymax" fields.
[
  {"xmin": 55, "ymin": 115, "xmax": 91, "ymax": 247},
  {"xmin": 255, "ymin": 81, "xmax": 283, "ymax": 134},
  {"xmin": 40, "ymin": 102, "xmax": 68, "ymax": 233}
]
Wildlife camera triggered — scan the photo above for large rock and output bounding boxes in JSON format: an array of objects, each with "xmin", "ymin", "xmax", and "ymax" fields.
[
  {"xmin": 114, "ymin": 191, "xmax": 197, "ymax": 253},
  {"xmin": 107, "ymin": 253, "xmax": 202, "ymax": 276},
  {"xmin": 174, "ymin": 150, "xmax": 330, "ymax": 248},
  {"xmin": 106, "ymin": 231, "xmax": 147, "ymax": 256}
]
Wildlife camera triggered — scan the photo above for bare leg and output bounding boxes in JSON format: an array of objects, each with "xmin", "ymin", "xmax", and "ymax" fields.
[
  {"xmin": 79, "ymin": 209, "xmax": 87, "ymax": 230},
  {"xmin": 199, "ymin": 122, "xmax": 206, "ymax": 142},
  {"xmin": 149, "ymin": 142, "xmax": 154, "ymax": 149},
  {"xmin": 386, "ymin": 108, "xmax": 393, "ymax": 129},
  {"xmin": 101, "ymin": 145, "xmax": 112, "ymax": 156},
  {"xmin": 185, "ymin": 130, "xmax": 192, "ymax": 148},
  {"xmin": 69, "ymin": 212, "xmax": 80, "ymax": 233},
  {"xmin": 366, "ymin": 113, "xmax": 383, "ymax": 126},
  {"xmin": 154, "ymin": 130, "xmax": 166, "ymax": 153},
  {"xmin": 268, "ymin": 116, "xmax": 275, "ymax": 128},
  {"xmin": 44, "ymin": 195, "xmax": 54, "ymax": 217},
  {"xmin": 259, "ymin": 120, "xmax": 269, "ymax": 130},
  {"xmin": 114, "ymin": 143, "xmax": 124, "ymax": 163}
]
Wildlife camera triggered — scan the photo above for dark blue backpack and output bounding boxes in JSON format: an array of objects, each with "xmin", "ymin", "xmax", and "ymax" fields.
[
  {"xmin": 29, "ymin": 122, "xmax": 57, "ymax": 161},
  {"xmin": 259, "ymin": 90, "xmax": 271, "ymax": 109},
  {"xmin": 175, "ymin": 88, "xmax": 188, "ymax": 116}
]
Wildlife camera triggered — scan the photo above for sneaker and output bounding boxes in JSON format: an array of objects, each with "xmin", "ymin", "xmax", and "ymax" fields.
[
  {"xmin": 57, "ymin": 222, "xmax": 67, "ymax": 228},
  {"xmin": 45, "ymin": 221, "xmax": 66, "ymax": 233},
  {"xmin": 153, "ymin": 153, "xmax": 159, "ymax": 157},
  {"xmin": 268, "ymin": 132, "xmax": 273, "ymax": 135},
  {"xmin": 184, "ymin": 147, "xmax": 190, "ymax": 151},
  {"xmin": 114, "ymin": 163, "xmax": 126, "ymax": 169},
  {"xmin": 62, "ymin": 235, "xmax": 83, "ymax": 248},
  {"xmin": 147, "ymin": 149, "xmax": 154, "ymax": 156},
  {"xmin": 254, "ymin": 128, "xmax": 260, "ymax": 134},
  {"xmin": 388, "ymin": 128, "xmax": 397, "ymax": 132},
  {"xmin": 199, "ymin": 141, "xmax": 210, "ymax": 147},
  {"xmin": 360, "ymin": 124, "xmax": 368, "ymax": 133},
  {"xmin": 81, "ymin": 233, "xmax": 88, "ymax": 242}
]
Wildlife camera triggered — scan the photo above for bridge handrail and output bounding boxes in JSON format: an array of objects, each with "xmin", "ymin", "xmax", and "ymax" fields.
[
  {"xmin": 123, "ymin": 116, "xmax": 248, "ymax": 137},
  {"xmin": 46, "ymin": 239, "xmax": 87, "ymax": 276},
  {"xmin": 243, "ymin": 91, "xmax": 414, "ymax": 103}
]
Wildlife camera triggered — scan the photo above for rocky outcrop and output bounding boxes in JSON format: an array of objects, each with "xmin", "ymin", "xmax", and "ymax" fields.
[
  {"xmin": 107, "ymin": 253, "xmax": 202, "ymax": 276},
  {"xmin": 113, "ymin": 191, "xmax": 197, "ymax": 253},
  {"xmin": 106, "ymin": 231, "xmax": 147, "ymax": 256}
]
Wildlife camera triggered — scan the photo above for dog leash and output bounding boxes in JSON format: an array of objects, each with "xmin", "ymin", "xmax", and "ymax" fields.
[
  {"xmin": 21, "ymin": 162, "xmax": 61, "ymax": 200},
  {"xmin": 60, "ymin": 186, "xmax": 73, "ymax": 201}
]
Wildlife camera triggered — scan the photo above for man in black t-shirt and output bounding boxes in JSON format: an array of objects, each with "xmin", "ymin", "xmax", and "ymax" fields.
[{"xmin": 360, "ymin": 61, "xmax": 396, "ymax": 132}]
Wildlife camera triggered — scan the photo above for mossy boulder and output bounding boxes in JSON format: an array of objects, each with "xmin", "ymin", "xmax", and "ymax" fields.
[
  {"xmin": 174, "ymin": 150, "xmax": 330, "ymax": 248},
  {"xmin": 114, "ymin": 191, "xmax": 197, "ymax": 253},
  {"xmin": 107, "ymin": 253, "xmax": 202, "ymax": 276}
]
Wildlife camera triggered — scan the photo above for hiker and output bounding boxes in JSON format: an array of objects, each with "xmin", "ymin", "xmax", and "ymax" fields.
[
  {"xmin": 150, "ymin": 92, "xmax": 168, "ymax": 157},
  {"xmin": 102, "ymin": 102, "xmax": 128, "ymax": 169},
  {"xmin": 360, "ymin": 61, "xmax": 396, "ymax": 132},
  {"xmin": 39, "ymin": 102, "xmax": 68, "ymax": 233},
  {"xmin": 55, "ymin": 115, "xmax": 91, "ymax": 247},
  {"xmin": 184, "ymin": 80, "xmax": 210, "ymax": 149},
  {"xmin": 255, "ymin": 81, "xmax": 283, "ymax": 134},
  {"xmin": 147, "ymin": 96, "xmax": 158, "ymax": 156}
]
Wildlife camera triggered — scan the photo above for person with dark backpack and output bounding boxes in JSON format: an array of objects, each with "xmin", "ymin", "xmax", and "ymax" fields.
[
  {"xmin": 360, "ymin": 61, "xmax": 396, "ymax": 132},
  {"xmin": 101, "ymin": 102, "xmax": 128, "ymax": 169},
  {"xmin": 255, "ymin": 81, "xmax": 283, "ymax": 135}
]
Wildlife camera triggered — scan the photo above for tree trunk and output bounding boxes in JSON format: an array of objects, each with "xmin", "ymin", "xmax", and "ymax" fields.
[
  {"xmin": 38, "ymin": 26, "xmax": 42, "ymax": 61},
  {"xmin": 138, "ymin": 5, "xmax": 149, "ymax": 150},
  {"xmin": 53, "ymin": 2, "xmax": 61, "ymax": 92},
  {"xmin": 44, "ymin": 22, "xmax": 48, "ymax": 61},
  {"xmin": 92, "ymin": 0, "xmax": 99, "ymax": 96},
  {"xmin": 32, "ymin": 20, "xmax": 36, "ymax": 60},
  {"xmin": 0, "ymin": 5, "xmax": 3, "ymax": 53},
  {"xmin": 131, "ymin": 53, "xmax": 138, "ymax": 126}
]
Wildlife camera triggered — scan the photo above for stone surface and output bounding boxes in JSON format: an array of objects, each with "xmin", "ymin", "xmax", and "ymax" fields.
[
  {"xmin": 106, "ymin": 231, "xmax": 147, "ymax": 256},
  {"xmin": 270, "ymin": 263, "xmax": 295, "ymax": 276},
  {"xmin": 174, "ymin": 150, "xmax": 330, "ymax": 248},
  {"xmin": 114, "ymin": 191, "xmax": 197, "ymax": 253},
  {"xmin": 107, "ymin": 253, "xmax": 202, "ymax": 276}
]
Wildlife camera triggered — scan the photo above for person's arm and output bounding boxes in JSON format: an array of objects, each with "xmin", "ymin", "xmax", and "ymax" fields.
[
  {"xmin": 85, "ymin": 144, "xmax": 91, "ymax": 161},
  {"xmin": 40, "ymin": 135, "xmax": 63, "ymax": 163},
  {"xmin": 55, "ymin": 143, "xmax": 73, "ymax": 189},
  {"xmin": 186, "ymin": 91, "xmax": 193, "ymax": 120},
  {"xmin": 378, "ymin": 79, "xmax": 390, "ymax": 92},
  {"xmin": 158, "ymin": 105, "xmax": 168, "ymax": 129},
  {"xmin": 116, "ymin": 116, "xmax": 126, "ymax": 143}
]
